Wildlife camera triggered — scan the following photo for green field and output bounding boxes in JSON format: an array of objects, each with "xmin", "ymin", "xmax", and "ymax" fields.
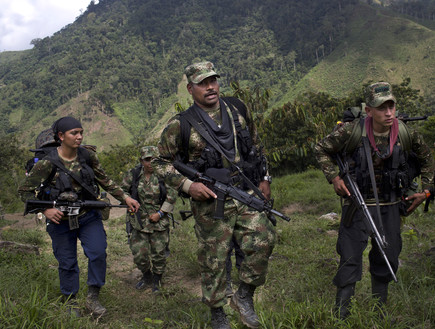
[{"xmin": 1, "ymin": 170, "xmax": 434, "ymax": 328}]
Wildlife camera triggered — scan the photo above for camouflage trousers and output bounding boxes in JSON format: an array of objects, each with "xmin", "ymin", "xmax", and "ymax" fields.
[
  {"xmin": 191, "ymin": 197, "xmax": 276, "ymax": 308},
  {"xmin": 129, "ymin": 228, "xmax": 169, "ymax": 275}
]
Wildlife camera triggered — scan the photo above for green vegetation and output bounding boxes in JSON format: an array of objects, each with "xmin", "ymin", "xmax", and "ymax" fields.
[{"xmin": 1, "ymin": 170, "xmax": 434, "ymax": 328}]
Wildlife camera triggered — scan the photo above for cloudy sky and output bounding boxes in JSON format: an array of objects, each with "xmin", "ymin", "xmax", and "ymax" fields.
[{"xmin": 0, "ymin": 0, "xmax": 92, "ymax": 52}]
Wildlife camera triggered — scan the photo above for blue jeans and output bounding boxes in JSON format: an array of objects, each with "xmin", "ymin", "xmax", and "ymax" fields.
[{"xmin": 47, "ymin": 210, "xmax": 107, "ymax": 296}]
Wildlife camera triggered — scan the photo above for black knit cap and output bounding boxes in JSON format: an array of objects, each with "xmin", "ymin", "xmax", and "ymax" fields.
[{"xmin": 52, "ymin": 117, "xmax": 82, "ymax": 141}]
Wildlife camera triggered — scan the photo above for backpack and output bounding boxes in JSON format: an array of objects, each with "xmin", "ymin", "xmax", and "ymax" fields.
[
  {"xmin": 25, "ymin": 128, "xmax": 60, "ymax": 175},
  {"xmin": 129, "ymin": 164, "xmax": 167, "ymax": 206}
]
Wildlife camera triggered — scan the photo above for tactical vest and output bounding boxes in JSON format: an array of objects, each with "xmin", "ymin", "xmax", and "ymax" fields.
[
  {"xmin": 345, "ymin": 119, "xmax": 418, "ymax": 202},
  {"xmin": 178, "ymin": 97, "xmax": 267, "ymax": 188},
  {"xmin": 38, "ymin": 147, "xmax": 98, "ymax": 201}
]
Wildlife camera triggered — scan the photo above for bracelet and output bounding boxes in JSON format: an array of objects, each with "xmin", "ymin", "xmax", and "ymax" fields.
[{"xmin": 157, "ymin": 210, "xmax": 164, "ymax": 218}]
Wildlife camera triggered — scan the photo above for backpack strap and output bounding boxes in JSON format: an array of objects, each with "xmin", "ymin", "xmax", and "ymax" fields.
[
  {"xmin": 129, "ymin": 164, "xmax": 143, "ymax": 202},
  {"xmin": 158, "ymin": 178, "xmax": 167, "ymax": 206},
  {"xmin": 397, "ymin": 120, "xmax": 411, "ymax": 152},
  {"xmin": 344, "ymin": 118, "xmax": 364, "ymax": 155}
]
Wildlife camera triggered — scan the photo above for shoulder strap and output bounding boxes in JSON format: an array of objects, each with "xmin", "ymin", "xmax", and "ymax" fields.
[
  {"xmin": 158, "ymin": 178, "xmax": 167, "ymax": 206},
  {"xmin": 179, "ymin": 109, "xmax": 193, "ymax": 163},
  {"xmin": 47, "ymin": 150, "xmax": 99, "ymax": 199},
  {"xmin": 221, "ymin": 96, "xmax": 248, "ymax": 123},
  {"xmin": 344, "ymin": 118, "xmax": 363, "ymax": 155},
  {"xmin": 398, "ymin": 120, "xmax": 412, "ymax": 151},
  {"xmin": 129, "ymin": 164, "xmax": 143, "ymax": 201}
]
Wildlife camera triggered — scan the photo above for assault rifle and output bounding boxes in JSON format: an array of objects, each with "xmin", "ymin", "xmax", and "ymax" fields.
[
  {"xmin": 398, "ymin": 114, "xmax": 428, "ymax": 123},
  {"xmin": 336, "ymin": 155, "xmax": 398, "ymax": 283},
  {"xmin": 173, "ymin": 160, "xmax": 290, "ymax": 225},
  {"xmin": 25, "ymin": 199, "xmax": 127, "ymax": 217}
]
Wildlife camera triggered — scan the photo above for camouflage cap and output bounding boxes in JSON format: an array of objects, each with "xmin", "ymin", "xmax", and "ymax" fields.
[
  {"xmin": 365, "ymin": 82, "xmax": 396, "ymax": 108},
  {"xmin": 140, "ymin": 146, "xmax": 159, "ymax": 160},
  {"xmin": 184, "ymin": 61, "xmax": 220, "ymax": 84}
]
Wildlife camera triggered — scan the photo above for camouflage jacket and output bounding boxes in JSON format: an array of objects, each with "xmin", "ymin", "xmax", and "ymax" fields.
[
  {"xmin": 19, "ymin": 148, "xmax": 129, "ymax": 205},
  {"xmin": 315, "ymin": 120, "xmax": 434, "ymax": 192},
  {"xmin": 121, "ymin": 170, "xmax": 176, "ymax": 232},
  {"xmin": 153, "ymin": 98, "xmax": 263, "ymax": 193}
]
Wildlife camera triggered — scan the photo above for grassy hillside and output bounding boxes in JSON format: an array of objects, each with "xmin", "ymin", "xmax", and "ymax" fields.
[
  {"xmin": 1, "ymin": 169, "xmax": 434, "ymax": 328},
  {"xmin": 277, "ymin": 4, "xmax": 435, "ymax": 107}
]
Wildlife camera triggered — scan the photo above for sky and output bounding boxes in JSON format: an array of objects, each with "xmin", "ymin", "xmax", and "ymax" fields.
[{"xmin": 0, "ymin": 0, "xmax": 92, "ymax": 52}]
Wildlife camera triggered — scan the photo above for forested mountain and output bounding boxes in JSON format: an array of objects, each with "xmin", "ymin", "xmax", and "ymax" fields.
[{"xmin": 0, "ymin": 0, "xmax": 434, "ymax": 149}]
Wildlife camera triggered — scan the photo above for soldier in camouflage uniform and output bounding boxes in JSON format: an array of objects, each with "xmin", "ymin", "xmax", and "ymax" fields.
[
  {"xmin": 19, "ymin": 117, "xmax": 140, "ymax": 317},
  {"xmin": 152, "ymin": 61, "xmax": 276, "ymax": 329},
  {"xmin": 315, "ymin": 82, "xmax": 434, "ymax": 319},
  {"xmin": 121, "ymin": 146, "xmax": 176, "ymax": 292}
]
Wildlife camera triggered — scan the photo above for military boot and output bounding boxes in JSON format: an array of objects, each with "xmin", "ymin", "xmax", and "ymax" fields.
[
  {"xmin": 135, "ymin": 270, "xmax": 153, "ymax": 290},
  {"xmin": 335, "ymin": 283, "xmax": 355, "ymax": 320},
  {"xmin": 230, "ymin": 282, "xmax": 260, "ymax": 329},
  {"xmin": 86, "ymin": 285, "xmax": 106, "ymax": 317},
  {"xmin": 210, "ymin": 307, "xmax": 231, "ymax": 329},
  {"xmin": 371, "ymin": 276, "xmax": 389, "ymax": 311},
  {"xmin": 63, "ymin": 294, "xmax": 81, "ymax": 317},
  {"xmin": 152, "ymin": 273, "xmax": 162, "ymax": 293}
]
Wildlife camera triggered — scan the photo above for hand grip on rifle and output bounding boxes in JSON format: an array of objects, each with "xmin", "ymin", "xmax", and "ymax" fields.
[{"xmin": 173, "ymin": 160, "xmax": 290, "ymax": 223}]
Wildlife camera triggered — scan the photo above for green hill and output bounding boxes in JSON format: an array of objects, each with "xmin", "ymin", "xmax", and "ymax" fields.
[{"xmin": 0, "ymin": 0, "xmax": 434, "ymax": 149}]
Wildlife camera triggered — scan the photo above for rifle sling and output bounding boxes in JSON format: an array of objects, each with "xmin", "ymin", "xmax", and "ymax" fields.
[
  {"xmin": 182, "ymin": 107, "xmax": 266, "ymax": 201},
  {"xmin": 49, "ymin": 157, "xmax": 99, "ymax": 200},
  {"xmin": 362, "ymin": 135, "xmax": 386, "ymax": 242}
]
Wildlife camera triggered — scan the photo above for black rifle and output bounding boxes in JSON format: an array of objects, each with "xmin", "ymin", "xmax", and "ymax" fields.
[
  {"xmin": 173, "ymin": 160, "xmax": 290, "ymax": 224},
  {"xmin": 336, "ymin": 155, "xmax": 398, "ymax": 283},
  {"xmin": 398, "ymin": 114, "xmax": 428, "ymax": 123},
  {"xmin": 24, "ymin": 199, "xmax": 127, "ymax": 217}
]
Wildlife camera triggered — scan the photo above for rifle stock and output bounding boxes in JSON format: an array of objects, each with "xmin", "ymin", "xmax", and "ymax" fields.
[
  {"xmin": 336, "ymin": 155, "xmax": 398, "ymax": 283},
  {"xmin": 173, "ymin": 160, "xmax": 290, "ymax": 224}
]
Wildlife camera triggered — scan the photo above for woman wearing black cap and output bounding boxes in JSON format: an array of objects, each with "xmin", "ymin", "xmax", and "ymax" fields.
[{"xmin": 19, "ymin": 116, "xmax": 140, "ymax": 317}]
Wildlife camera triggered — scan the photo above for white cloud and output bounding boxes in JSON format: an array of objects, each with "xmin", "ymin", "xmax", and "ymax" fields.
[{"xmin": 0, "ymin": 0, "xmax": 92, "ymax": 51}]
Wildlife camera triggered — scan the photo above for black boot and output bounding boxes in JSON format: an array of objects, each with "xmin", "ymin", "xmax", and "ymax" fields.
[
  {"xmin": 86, "ymin": 285, "xmax": 106, "ymax": 317},
  {"xmin": 135, "ymin": 270, "xmax": 153, "ymax": 290},
  {"xmin": 210, "ymin": 307, "xmax": 231, "ymax": 329},
  {"xmin": 230, "ymin": 282, "xmax": 260, "ymax": 329},
  {"xmin": 335, "ymin": 283, "xmax": 355, "ymax": 320},
  {"xmin": 371, "ymin": 276, "xmax": 389, "ymax": 309},
  {"xmin": 152, "ymin": 273, "xmax": 162, "ymax": 293},
  {"xmin": 63, "ymin": 294, "xmax": 81, "ymax": 317}
]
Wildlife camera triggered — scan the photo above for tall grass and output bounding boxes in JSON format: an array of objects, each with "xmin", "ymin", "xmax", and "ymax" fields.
[{"xmin": 1, "ymin": 169, "xmax": 434, "ymax": 328}]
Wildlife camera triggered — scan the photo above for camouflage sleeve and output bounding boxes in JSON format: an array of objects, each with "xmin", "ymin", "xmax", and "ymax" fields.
[
  {"xmin": 160, "ymin": 184, "xmax": 177, "ymax": 214},
  {"xmin": 18, "ymin": 159, "xmax": 54, "ymax": 202},
  {"xmin": 89, "ymin": 151, "xmax": 130, "ymax": 203},
  {"xmin": 410, "ymin": 128, "xmax": 435, "ymax": 190},
  {"xmin": 314, "ymin": 122, "xmax": 355, "ymax": 183},
  {"xmin": 154, "ymin": 116, "xmax": 190, "ymax": 192},
  {"xmin": 120, "ymin": 169, "xmax": 134, "ymax": 194}
]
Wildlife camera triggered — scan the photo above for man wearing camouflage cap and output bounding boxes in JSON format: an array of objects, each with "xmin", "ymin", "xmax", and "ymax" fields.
[
  {"xmin": 121, "ymin": 146, "xmax": 177, "ymax": 293},
  {"xmin": 152, "ymin": 61, "xmax": 276, "ymax": 328},
  {"xmin": 315, "ymin": 82, "xmax": 434, "ymax": 319}
]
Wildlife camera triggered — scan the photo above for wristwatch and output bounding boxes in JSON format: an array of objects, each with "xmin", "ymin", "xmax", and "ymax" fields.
[{"xmin": 263, "ymin": 175, "xmax": 272, "ymax": 184}]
